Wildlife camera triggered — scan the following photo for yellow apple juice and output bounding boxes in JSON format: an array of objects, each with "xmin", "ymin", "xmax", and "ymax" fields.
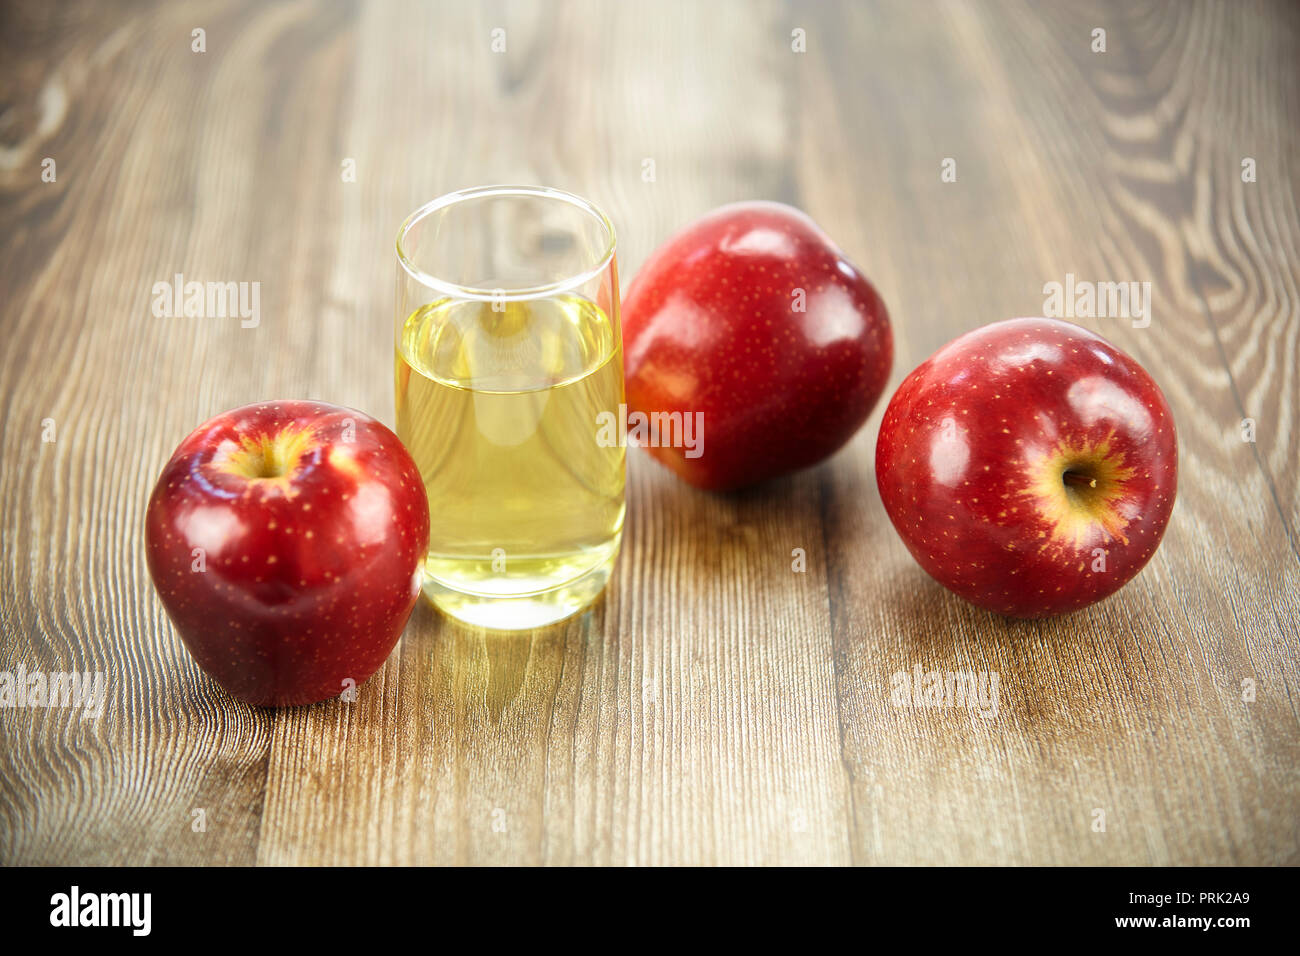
[{"xmin": 395, "ymin": 294, "xmax": 625, "ymax": 628}]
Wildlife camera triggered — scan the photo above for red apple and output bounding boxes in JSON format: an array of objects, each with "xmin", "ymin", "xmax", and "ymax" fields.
[
  {"xmin": 623, "ymin": 201, "xmax": 892, "ymax": 490},
  {"xmin": 876, "ymin": 318, "xmax": 1177, "ymax": 618},
  {"xmin": 145, "ymin": 401, "xmax": 430, "ymax": 705}
]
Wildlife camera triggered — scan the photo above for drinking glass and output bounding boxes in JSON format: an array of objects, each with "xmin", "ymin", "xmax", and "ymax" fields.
[{"xmin": 395, "ymin": 186, "xmax": 625, "ymax": 629}]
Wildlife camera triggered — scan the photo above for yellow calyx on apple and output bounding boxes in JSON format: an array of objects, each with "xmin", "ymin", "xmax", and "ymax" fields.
[
  {"xmin": 219, "ymin": 426, "xmax": 317, "ymax": 484},
  {"xmin": 1022, "ymin": 433, "xmax": 1136, "ymax": 549}
]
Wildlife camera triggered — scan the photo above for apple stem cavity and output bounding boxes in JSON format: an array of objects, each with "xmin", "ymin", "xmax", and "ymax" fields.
[
  {"xmin": 1062, "ymin": 470, "xmax": 1098, "ymax": 490},
  {"xmin": 222, "ymin": 427, "xmax": 316, "ymax": 483}
]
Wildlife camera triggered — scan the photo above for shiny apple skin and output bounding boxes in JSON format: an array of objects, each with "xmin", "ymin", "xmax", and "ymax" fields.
[
  {"xmin": 623, "ymin": 201, "xmax": 893, "ymax": 491},
  {"xmin": 145, "ymin": 401, "xmax": 430, "ymax": 706},
  {"xmin": 875, "ymin": 318, "xmax": 1177, "ymax": 618}
]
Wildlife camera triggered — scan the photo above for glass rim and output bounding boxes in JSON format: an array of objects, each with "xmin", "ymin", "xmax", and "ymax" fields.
[{"xmin": 395, "ymin": 184, "xmax": 617, "ymax": 303}]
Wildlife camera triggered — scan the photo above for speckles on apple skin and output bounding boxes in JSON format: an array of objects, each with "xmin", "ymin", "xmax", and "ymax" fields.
[{"xmin": 876, "ymin": 318, "xmax": 1178, "ymax": 619}]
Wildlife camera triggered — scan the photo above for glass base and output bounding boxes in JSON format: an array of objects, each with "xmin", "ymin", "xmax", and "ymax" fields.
[{"xmin": 420, "ymin": 540, "xmax": 620, "ymax": 630}]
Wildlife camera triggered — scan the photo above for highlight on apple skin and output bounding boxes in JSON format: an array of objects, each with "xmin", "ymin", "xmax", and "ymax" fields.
[
  {"xmin": 875, "ymin": 318, "xmax": 1177, "ymax": 619},
  {"xmin": 145, "ymin": 400, "xmax": 431, "ymax": 706}
]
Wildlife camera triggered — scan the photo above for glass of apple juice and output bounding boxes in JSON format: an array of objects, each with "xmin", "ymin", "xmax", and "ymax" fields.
[{"xmin": 394, "ymin": 186, "xmax": 625, "ymax": 630}]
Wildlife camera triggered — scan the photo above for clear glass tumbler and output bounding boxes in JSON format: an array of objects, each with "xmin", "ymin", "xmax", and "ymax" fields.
[{"xmin": 395, "ymin": 186, "xmax": 625, "ymax": 629}]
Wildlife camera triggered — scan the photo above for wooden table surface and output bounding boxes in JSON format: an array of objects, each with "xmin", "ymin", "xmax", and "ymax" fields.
[{"xmin": 2, "ymin": 0, "xmax": 1297, "ymax": 866}]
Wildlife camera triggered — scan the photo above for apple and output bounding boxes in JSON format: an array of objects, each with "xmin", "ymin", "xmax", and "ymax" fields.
[
  {"xmin": 622, "ymin": 201, "xmax": 892, "ymax": 491},
  {"xmin": 875, "ymin": 318, "xmax": 1177, "ymax": 618},
  {"xmin": 145, "ymin": 401, "xmax": 430, "ymax": 706}
]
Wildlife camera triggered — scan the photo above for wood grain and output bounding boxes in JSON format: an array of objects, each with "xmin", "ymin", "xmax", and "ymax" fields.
[{"xmin": 1, "ymin": 0, "xmax": 1296, "ymax": 866}]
